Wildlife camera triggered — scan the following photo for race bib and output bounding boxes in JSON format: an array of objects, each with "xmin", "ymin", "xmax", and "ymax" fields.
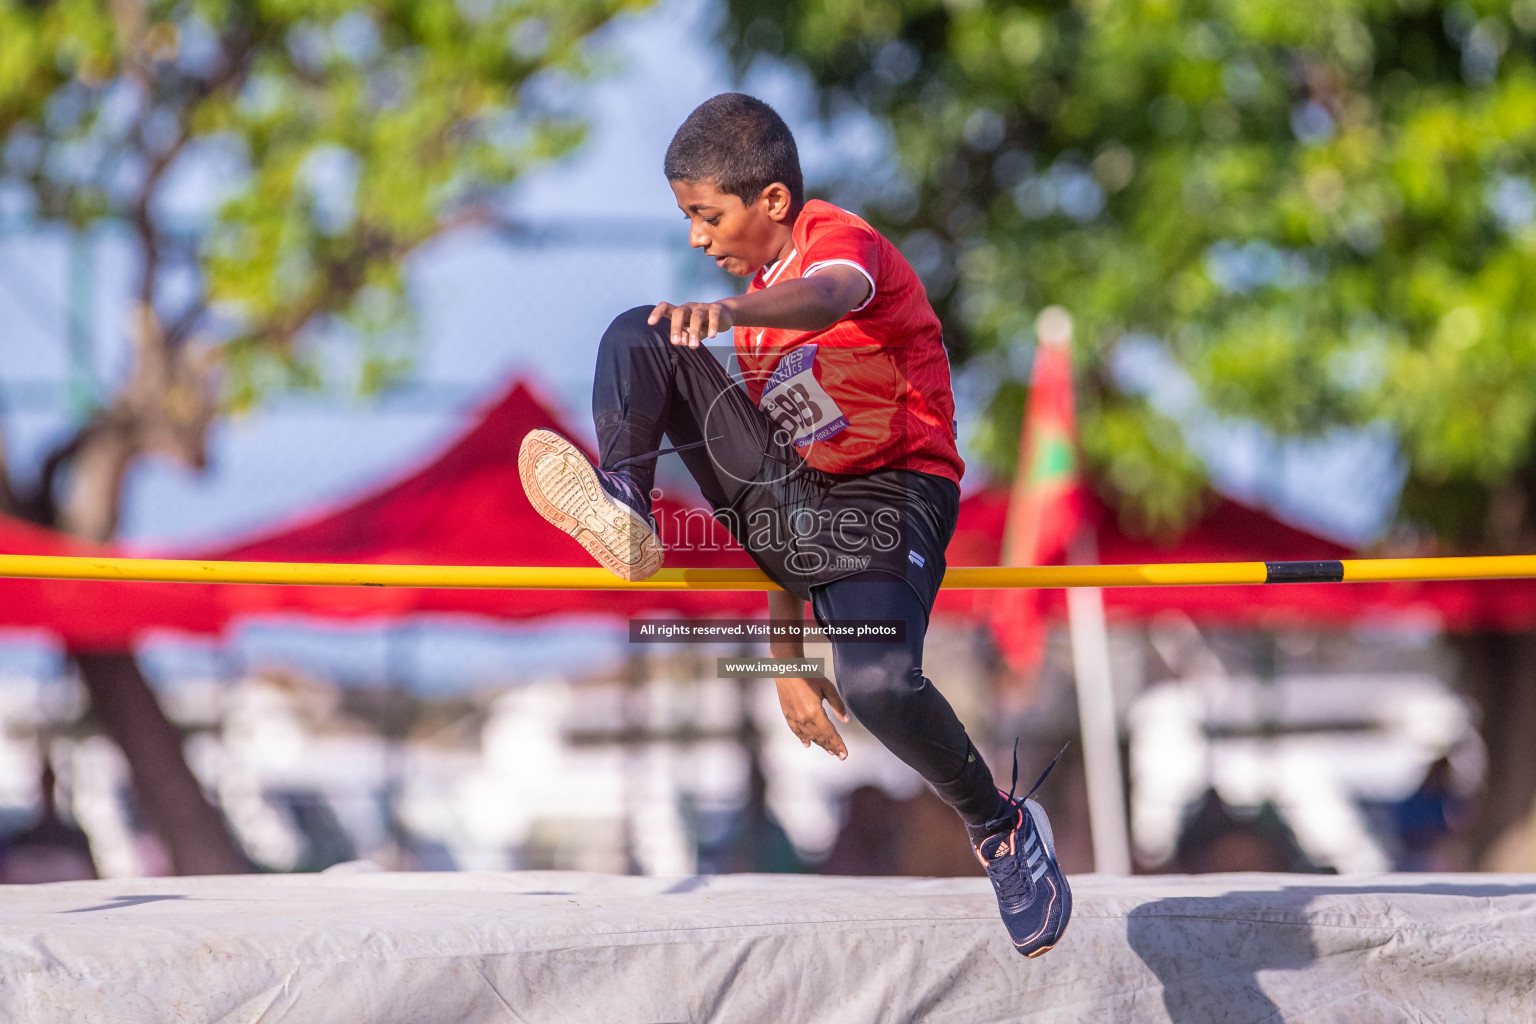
[{"xmin": 758, "ymin": 344, "xmax": 848, "ymax": 447}]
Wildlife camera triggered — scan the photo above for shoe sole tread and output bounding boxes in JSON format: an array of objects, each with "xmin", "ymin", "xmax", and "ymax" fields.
[{"xmin": 518, "ymin": 429, "xmax": 663, "ymax": 582}]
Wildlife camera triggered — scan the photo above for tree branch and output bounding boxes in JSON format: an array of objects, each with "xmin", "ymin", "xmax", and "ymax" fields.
[
  {"xmin": 163, "ymin": 298, "xmax": 209, "ymax": 350},
  {"xmin": 239, "ymin": 204, "xmax": 498, "ymax": 353},
  {"xmin": 21, "ymin": 421, "xmax": 98, "ymax": 528},
  {"xmin": 127, "ymin": 9, "xmax": 258, "ymax": 326}
]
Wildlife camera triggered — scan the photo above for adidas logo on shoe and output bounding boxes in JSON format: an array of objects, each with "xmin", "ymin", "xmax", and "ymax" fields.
[{"xmin": 972, "ymin": 744, "xmax": 1073, "ymax": 958}]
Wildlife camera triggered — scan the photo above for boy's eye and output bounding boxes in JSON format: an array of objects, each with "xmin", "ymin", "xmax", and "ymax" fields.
[{"xmin": 706, "ymin": 215, "xmax": 721, "ymax": 226}]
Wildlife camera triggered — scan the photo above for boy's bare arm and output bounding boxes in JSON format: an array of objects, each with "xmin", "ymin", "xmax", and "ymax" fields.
[
  {"xmin": 767, "ymin": 587, "xmax": 849, "ymax": 760},
  {"xmin": 766, "ymin": 587, "xmax": 807, "ymax": 660},
  {"xmin": 649, "ymin": 265, "xmax": 871, "ymax": 348}
]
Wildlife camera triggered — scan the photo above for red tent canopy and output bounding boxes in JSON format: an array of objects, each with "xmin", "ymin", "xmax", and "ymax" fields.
[
  {"xmin": 192, "ymin": 380, "xmax": 767, "ymax": 623},
  {"xmin": 0, "ymin": 381, "xmax": 766, "ymax": 649},
  {"xmin": 5, "ymin": 376, "xmax": 1536, "ymax": 644},
  {"xmin": 0, "ymin": 516, "xmax": 224, "ymax": 648},
  {"xmin": 938, "ymin": 487, "xmax": 1536, "ymax": 632}
]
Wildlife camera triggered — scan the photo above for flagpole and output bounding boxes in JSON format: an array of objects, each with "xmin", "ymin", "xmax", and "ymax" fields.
[
  {"xmin": 1066, "ymin": 534, "xmax": 1133, "ymax": 874},
  {"xmin": 1039, "ymin": 307, "xmax": 1131, "ymax": 875}
]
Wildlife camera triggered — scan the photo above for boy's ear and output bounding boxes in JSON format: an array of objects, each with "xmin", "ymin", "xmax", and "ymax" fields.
[{"xmin": 759, "ymin": 182, "xmax": 796, "ymax": 223}]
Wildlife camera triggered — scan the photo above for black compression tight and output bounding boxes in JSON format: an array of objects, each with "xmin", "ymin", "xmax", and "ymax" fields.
[{"xmin": 810, "ymin": 570, "xmax": 1006, "ymax": 828}]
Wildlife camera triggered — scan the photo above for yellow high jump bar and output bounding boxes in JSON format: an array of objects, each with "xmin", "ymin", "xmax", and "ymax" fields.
[{"xmin": 1, "ymin": 553, "xmax": 1536, "ymax": 589}]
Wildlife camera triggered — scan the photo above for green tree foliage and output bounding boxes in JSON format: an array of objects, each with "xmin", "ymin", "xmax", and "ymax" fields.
[
  {"xmin": 0, "ymin": 0, "xmax": 643, "ymax": 496},
  {"xmin": 723, "ymin": 0, "xmax": 1536, "ymax": 547}
]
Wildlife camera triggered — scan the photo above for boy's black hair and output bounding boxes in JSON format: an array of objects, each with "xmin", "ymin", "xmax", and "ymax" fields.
[{"xmin": 664, "ymin": 93, "xmax": 804, "ymax": 210}]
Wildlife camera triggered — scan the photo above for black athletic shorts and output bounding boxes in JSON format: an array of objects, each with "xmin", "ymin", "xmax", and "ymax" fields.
[{"xmin": 718, "ymin": 459, "xmax": 959, "ymax": 612}]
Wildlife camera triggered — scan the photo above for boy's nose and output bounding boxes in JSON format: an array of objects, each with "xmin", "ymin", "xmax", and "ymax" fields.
[{"xmin": 688, "ymin": 224, "xmax": 710, "ymax": 249}]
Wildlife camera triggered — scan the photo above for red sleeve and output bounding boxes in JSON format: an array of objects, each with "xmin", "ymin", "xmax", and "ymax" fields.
[{"xmin": 800, "ymin": 220, "xmax": 880, "ymax": 312}]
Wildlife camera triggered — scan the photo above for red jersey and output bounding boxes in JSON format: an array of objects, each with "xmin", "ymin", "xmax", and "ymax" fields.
[{"xmin": 735, "ymin": 200, "xmax": 964, "ymax": 485}]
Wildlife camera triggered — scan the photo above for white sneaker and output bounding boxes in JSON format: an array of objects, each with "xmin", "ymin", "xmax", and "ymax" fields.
[{"xmin": 517, "ymin": 428, "xmax": 664, "ymax": 582}]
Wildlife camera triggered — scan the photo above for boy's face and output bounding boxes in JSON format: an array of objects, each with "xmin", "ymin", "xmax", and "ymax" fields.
[{"xmin": 669, "ymin": 178, "xmax": 794, "ymax": 278}]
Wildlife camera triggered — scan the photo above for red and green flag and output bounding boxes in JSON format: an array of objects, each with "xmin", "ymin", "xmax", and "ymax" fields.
[{"xmin": 991, "ymin": 309, "xmax": 1085, "ymax": 676}]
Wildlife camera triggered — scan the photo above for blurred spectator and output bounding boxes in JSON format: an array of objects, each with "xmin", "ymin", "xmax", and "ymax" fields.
[
  {"xmin": 820, "ymin": 786, "xmax": 982, "ymax": 877},
  {"xmin": 1172, "ymin": 789, "xmax": 1324, "ymax": 875},
  {"xmin": 0, "ymin": 759, "xmax": 97, "ymax": 883},
  {"xmin": 1392, "ymin": 757, "xmax": 1464, "ymax": 872}
]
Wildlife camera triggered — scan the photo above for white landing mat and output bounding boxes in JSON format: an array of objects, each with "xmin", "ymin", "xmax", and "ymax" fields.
[{"xmin": 0, "ymin": 870, "xmax": 1532, "ymax": 1023}]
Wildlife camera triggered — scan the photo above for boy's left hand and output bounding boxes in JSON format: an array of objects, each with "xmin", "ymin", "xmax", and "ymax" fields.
[
  {"xmin": 774, "ymin": 675, "xmax": 850, "ymax": 760},
  {"xmin": 648, "ymin": 300, "xmax": 735, "ymax": 348}
]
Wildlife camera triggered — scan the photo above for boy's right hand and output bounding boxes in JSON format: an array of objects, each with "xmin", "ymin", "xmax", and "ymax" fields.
[
  {"xmin": 648, "ymin": 300, "xmax": 735, "ymax": 348},
  {"xmin": 774, "ymin": 675, "xmax": 850, "ymax": 760}
]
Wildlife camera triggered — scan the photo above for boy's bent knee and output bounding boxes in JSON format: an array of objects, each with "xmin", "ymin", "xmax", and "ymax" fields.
[{"xmin": 602, "ymin": 305, "xmax": 667, "ymax": 347}]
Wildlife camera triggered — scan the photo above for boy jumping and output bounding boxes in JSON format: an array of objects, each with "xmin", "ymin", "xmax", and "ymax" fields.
[{"xmin": 517, "ymin": 93, "xmax": 1070, "ymax": 957}]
